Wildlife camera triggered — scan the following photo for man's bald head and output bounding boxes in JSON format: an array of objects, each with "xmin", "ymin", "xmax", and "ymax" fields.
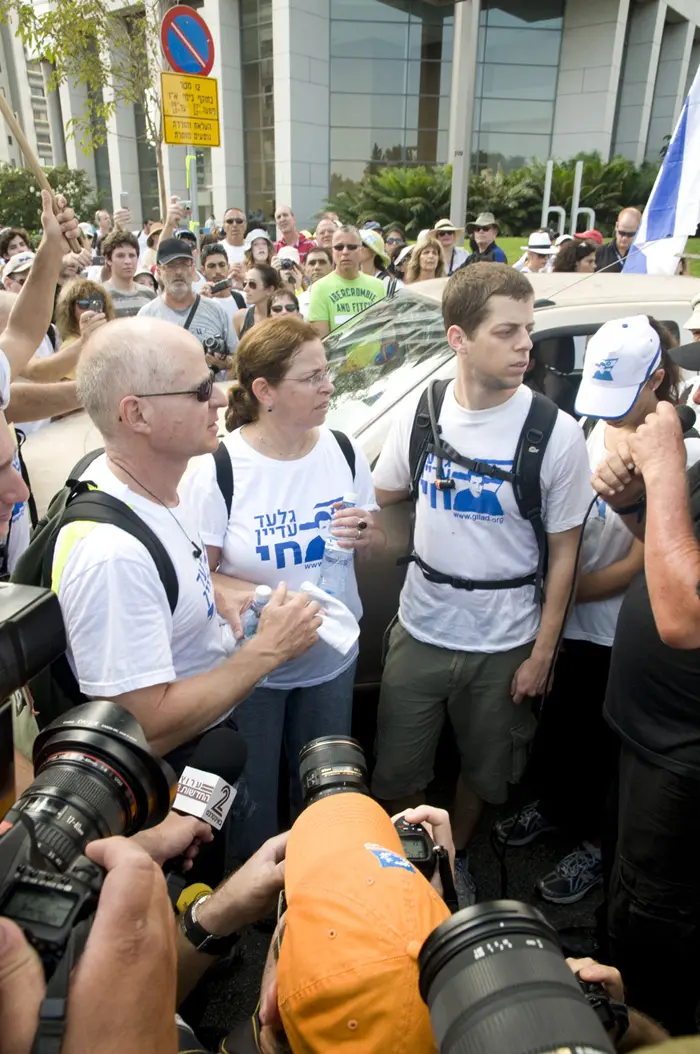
[
  {"xmin": 76, "ymin": 317, "xmax": 204, "ymax": 438},
  {"xmin": 617, "ymin": 208, "xmax": 642, "ymax": 231}
]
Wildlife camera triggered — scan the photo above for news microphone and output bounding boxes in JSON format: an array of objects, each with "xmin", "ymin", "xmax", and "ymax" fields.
[
  {"xmin": 677, "ymin": 403, "xmax": 697, "ymax": 435},
  {"xmin": 174, "ymin": 728, "xmax": 248, "ymax": 831}
]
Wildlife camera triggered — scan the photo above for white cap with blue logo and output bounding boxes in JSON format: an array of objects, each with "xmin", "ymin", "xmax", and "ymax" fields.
[{"xmin": 574, "ymin": 315, "xmax": 662, "ymax": 421}]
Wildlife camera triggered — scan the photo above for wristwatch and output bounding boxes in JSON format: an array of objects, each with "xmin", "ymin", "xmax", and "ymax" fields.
[{"xmin": 181, "ymin": 893, "xmax": 241, "ymax": 956}]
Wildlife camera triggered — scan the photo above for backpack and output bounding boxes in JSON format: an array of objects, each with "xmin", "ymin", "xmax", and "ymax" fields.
[
  {"xmin": 212, "ymin": 430, "xmax": 356, "ymax": 518},
  {"xmin": 11, "ymin": 449, "xmax": 179, "ymax": 729},
  {"xmin": 405, "ymin": 379, "xmax": 558, "ymax": 604}
]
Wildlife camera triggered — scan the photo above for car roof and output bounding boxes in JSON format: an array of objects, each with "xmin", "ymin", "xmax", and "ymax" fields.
[{"xmin": 402, "ymin": 273, "xmax": 700, "ymax": 307}]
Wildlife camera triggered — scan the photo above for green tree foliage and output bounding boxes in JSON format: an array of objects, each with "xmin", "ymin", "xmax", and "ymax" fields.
[
  {"xmin": 0, "ymin": 163, "xmax": 102, "ymax": 232},
  {"xmin": 325, "ymin": 154, "xmax": 660, "ymax": 237},
  {"xmin": 0, "ymin": 0, "xmax": 167, "ymax": 215}
]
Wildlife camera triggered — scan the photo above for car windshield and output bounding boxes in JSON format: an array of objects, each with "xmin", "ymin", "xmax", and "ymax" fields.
[{"xmin": 324, "ymin": 291, "xmax": 452, "ymax": 435}]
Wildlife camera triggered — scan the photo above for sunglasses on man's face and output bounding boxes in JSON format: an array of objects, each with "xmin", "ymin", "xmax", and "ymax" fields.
[
  {"xmin": 334, "ymin": 242, "xmax": 360, "ymax": 252},
  {"xmin": 473, "ymin": 226, "xmax": 493, "ymax": 233},
  {"xmin": 270, "ymin": 303, "xmax": 297, "ymax": 314},
  {"xmin": 225, "ymin": 217, "xmax": 245, "ymax": 225},
  {"xmin": 616, "ymin": 228, "xmax": 638, "ymax": 237},
  {"xmin": 436, "ymin": 230, "xmax": 454, "ymax": 238},
  {"xmin": 135, "ymin": 374, "xmax": 214, "ymax": 403}
]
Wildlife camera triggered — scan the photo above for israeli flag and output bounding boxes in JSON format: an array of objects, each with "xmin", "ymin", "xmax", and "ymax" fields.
[{"xmin": 623, "ymin": 66, "xmax": 700, "ymax": 274}]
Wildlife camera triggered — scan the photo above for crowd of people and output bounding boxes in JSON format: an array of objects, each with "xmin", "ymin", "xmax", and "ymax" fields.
[{"xmin": 1, "ymin": 185, "xmax": 700, "ymax": 1054}]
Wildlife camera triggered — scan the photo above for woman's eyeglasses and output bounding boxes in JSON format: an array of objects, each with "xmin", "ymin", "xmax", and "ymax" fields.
[
  {"xmin": 279, "ymin": 367, "xmax": 332, "ymax": 388},
  {"xmin": 270, "ymin": 303, "xmax": 297, "ymax": 314},
  {"xmin": 135, "ymin": 374, "xmax": 214, "ymax": 403},
  {"xmin": 243, "ymin": 279, "xmax": 258, "ymax": 289}
]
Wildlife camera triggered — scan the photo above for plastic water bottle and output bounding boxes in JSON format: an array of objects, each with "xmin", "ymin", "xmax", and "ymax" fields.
[
  {"xmin": 242, "ymin": 584, "xmax": 272, "ymax": 639},
  {"xmin": 318, "ymin": 492, "xmax": 358, "ymax": 598}
]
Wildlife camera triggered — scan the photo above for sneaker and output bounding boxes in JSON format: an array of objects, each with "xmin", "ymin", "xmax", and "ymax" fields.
[
  {"xmin": 453, "ymin": 854, "xmax": 477, "ymax": 909},
  {"xmin": 536, "ymin": 848, "xmax": 603, "ymax": 905},
  {"xmin": 493, "ymin": 801, "xmax": 557, "ymax": 847}
]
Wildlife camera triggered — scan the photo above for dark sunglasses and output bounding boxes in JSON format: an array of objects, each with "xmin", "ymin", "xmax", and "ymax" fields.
[
  {"xmin": 334, "ymin": 242, "xmax": 360, "ymax": 251},
  {"xmin": 271, "ymin": 303, "xmax": 297, "ymax": 313},
  {"xmin": 436, "ymin": 230, "xmax": 454, "ymax": 237},
  {"xmin": 75, "ymin": 299, "xmax": 92, "ymax": 308},
  {"xmin": 135, "ymin": 374, "xmax": 214, "ymax": 403},
  {"xmin": 472, "ymin": 225, "xmax": 493, "ymax": 232},
  {"xmin": 225, "ymin": 217, "xmax": 245, "ymax": 224},
  {"xmin": 617, "ymin": 228, "xmax": 638, "ymax": 237},
  {"xmin": 385, "ymin": 237, "xmax": 404, "ymax": 244},
  {"xmin": 243, "ymin": 279, "xmax": 258, "ymax": 289}
]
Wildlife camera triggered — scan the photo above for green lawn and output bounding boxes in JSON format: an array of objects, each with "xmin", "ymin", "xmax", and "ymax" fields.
[{"xmin": 496, "ymin": 235, "xmax": 700, "ymax": 277}]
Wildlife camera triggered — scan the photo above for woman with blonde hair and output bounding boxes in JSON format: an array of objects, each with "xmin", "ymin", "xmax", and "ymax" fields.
[
  {"xmin": 52, "ymin": 278, "xmax": 115, "ymax": 380},
  {"xmin": 406, "ymin": 236, "xmax": 445, "ymax": 283},
  {"xmin": 186, "ymin": 316, "xmax": 384, "ymax": 860}
]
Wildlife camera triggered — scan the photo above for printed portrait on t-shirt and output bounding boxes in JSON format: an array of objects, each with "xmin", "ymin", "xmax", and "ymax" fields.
[
  {"xmin": 253, "ymin": 495, "xmax": 343, "ymax": 570},
  {"xmin": 419, "ymin": 453, "xmax": 509, "ymax": 523}
]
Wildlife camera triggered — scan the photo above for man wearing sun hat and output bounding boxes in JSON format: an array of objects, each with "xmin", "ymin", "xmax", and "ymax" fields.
[
  {"xmin": 465, "ymin": 211, "xmax": 507, "ymax": 266},
  {"xmin": 516, "ymin": 230, "xmax": 557, "ymax": 274},
  {"xmin": 431, "ymin": 217, "xmax": 469, "ymax": 275}
]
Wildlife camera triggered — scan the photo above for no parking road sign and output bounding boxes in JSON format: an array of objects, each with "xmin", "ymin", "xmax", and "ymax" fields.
[{"xmin": 161, "ymin": 5, "xmax": 215, "ymax": 77}]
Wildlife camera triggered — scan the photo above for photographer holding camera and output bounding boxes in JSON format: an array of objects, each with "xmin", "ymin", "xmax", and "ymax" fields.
[{"xmin": 137, "ymin": 237, "xmax": 237, "ymax": 378}]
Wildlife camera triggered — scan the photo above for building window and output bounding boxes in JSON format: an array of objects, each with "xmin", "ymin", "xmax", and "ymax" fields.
[
  {"xmin": 473, "ymin": 0, "xmax": 564, "ymax": 171},
  {"xmin": 241, "ymin": 0, "xmax": 274, "ymax": 222},
  {"xmin": 329, "ymin": 0, "xmax": 453, "ymax": 196}
]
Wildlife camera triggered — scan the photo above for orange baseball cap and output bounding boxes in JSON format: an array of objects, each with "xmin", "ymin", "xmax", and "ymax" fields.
[{"xmin": 278, "ymin": 793, "xmax": 450, "ymax": 1053}]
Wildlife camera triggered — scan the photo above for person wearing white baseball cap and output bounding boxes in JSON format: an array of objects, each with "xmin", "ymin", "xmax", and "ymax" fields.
[
  {"xmin": 497, "ymin": 314, "xmax": 697, "ymax": 907},
  {"xmin": 683, "ymin": 292, "xmax": 700, "ymax": 342}
]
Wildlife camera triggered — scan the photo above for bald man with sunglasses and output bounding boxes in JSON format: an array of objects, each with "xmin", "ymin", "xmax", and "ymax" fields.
[{"xmin": 50, "ymin": 317, "xmax": 322, "ymax": 774}]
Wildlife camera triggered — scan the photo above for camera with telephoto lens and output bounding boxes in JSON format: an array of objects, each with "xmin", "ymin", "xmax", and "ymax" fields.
[
  {"xmin": 299, "ymin": 737, "xmax": 440, "ymax": 880},
  {"xmin": 0, "ymin": 581, "xmax": 176, "ymax": 978},
  {"xmin": 201, "ymin": 334, "xmax": 227, "ymax": 359},
  {"xmin": 419, "ymin": 900, "xmax": 624, "ymax": 1054}
]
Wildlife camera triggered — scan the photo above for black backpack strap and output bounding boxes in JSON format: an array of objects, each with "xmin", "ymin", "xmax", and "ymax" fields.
[
  {"xmin": 182, "ymin": 295, "xmax": 201, "ymax": 333},
  {"xmin": 66, "ymin": 448, "xmax": 106, "ymax": 486},
  {"xmin": 213, "ymin": 442, "xmax": 234, "ymax": 519},
  {"xmin": 511, "ymin": 392, "xmax": 559, "ymax": 606},
  {"xmin": 408, "ymin": 379, "xmax": 451, "ymax": 500},
  {"xmin": 330, "ymin": 430, "xmax": 356, "ymax": 481},
  {"xmin": 44, "ymin": 491, "xmax": 179, "ymax": 614},
  {"xmin": 582, "ymin": 416, "xmax": 597, "ymax": 439}
]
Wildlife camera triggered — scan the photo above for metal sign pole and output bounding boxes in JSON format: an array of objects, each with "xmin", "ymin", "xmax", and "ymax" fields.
[{"xmin": 186, "ymin": 148, "xmax": 200, "ymax": 249}]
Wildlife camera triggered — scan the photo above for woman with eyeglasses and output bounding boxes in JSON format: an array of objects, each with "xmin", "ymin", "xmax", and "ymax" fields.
[
  {"xmin": 54, "ymin": 278, "xmax": 116, "ymax": 379},
  {"xmin": 268, "ymin": 289, "xmax": 300, "ymax": 317},
  {"xmin": 234, "ymin": 264, "xmax": 281, "ymax": 338},
  {"xmin": 405, "ymin": 237, "xmax": 445, "ymax": 284},
  {"xmin": 186, "ymin": 316, "xmax": 384, "ymax": 860}
]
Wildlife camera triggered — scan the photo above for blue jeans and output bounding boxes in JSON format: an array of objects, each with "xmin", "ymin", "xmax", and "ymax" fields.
[{"xmin": 226, "ymin": 659, "xmax": 357, "ymax": 864}]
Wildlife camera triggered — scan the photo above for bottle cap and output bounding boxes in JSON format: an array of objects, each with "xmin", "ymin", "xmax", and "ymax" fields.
[
  {"xmin": 254, "ymin": 585, "xmax": 273, "ymax": 603},
  {"xmin": 342, "ymin": 492, "xmax": 358, "ymax": 505}
]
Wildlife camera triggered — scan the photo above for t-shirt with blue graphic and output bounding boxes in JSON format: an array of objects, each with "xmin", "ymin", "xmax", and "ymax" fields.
[
  {"xmin": 565, "ymin": 418, "xmax": 700, "ymax": 648},
  {"xmin": 185, "ymin": 427, "xmax": 376, "ymax": 690},
  {"xmin": 54, "ymin": 455, "xmax": 236, "ymax": 705},
  {"xmin": 373, "ymin": 382, "xmax": 592, "ymax": 653}
]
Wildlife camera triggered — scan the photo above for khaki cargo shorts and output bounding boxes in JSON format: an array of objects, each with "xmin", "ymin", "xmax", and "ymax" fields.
[{"xmin": 372, "ymin": 621, "xmax": 537, "ymax": 805}]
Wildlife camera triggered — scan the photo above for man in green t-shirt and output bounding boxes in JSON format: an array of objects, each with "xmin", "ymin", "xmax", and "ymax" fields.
[{"xmin": 308, "ymin": 225, "xmax": 386, "ymax": 338}]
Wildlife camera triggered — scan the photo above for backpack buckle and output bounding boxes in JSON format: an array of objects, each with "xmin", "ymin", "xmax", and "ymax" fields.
[{"xmin": 526, "ymin": 428, "xmax": 544, "ymax": 445}]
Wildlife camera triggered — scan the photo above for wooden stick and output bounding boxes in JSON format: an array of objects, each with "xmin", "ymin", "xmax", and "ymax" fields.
[{"xmin": 0, "ymin": 91, "xmax": 82, "ymax": 252}]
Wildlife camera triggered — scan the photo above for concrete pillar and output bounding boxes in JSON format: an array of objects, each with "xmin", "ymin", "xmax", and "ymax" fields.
[
  {"xmin": 203, "ymin": 0, "xmax": 246, "ymax": 218},
  {"xmin": 103, "ymin": 44, "xmax": 143, "ymax": 223},
  {"xmin": 272, "ymin": 0, "xmax": 330, "ymax": 228},
  {"xmin": 614, "ymin": 0, "xmax": 667, "ymax": 164},
  {"xmin": 448, "ymin": 0, "xmax": 480, "ymax": 230},
  {"xmin": 5, "ymin": 16, "xmax": 40, "ymax": 164},
  {"xmin": 0, "ymin": 23, "xmax": 22, "ymax": 166},
  {"xmin": 42, "ymin": 63, "xmax": 66, "ymax": 167},
  {"xmin": 551, "ymin": 0, "xmax": 631, "ymax": 161},
  {"xmin": 646, "ymin": 19, "xmax": 695, "ymax": 161},
  {"xmin": 685, "ymin": 39, "xmax": 700, "ymax": 96},
  {"xmin": 57, "ymin": 81, "xmax": 97, "ymax": 186}
]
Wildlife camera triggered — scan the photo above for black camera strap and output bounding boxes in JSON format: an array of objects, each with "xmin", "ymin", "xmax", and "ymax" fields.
[
  {"xmin": 182, "ymin": 295, "xmax": 201, "ymax": 332},
  {"xmin": 435, "ymin": 847, "xmax": 459, "ymax": 913},
  {"xmin": 32, "ymin": 921, "xmax": 91, "ymax": 1054}
]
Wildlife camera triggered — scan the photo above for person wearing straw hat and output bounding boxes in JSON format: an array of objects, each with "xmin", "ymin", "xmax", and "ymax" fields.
[
  {"xmin": 465, "ymin": 211, "xmax": 507, "ymax": 266},
  {"xmin": 358, "ymin": 228, "xmax": 401, "ymax": 290},
  {"xmin": 431, "ymin": 217, "xmax": 468, "ymax": 275},
  {"xmin": 517, "ymin": 230, "xmax": 557, "ymax": 273}
]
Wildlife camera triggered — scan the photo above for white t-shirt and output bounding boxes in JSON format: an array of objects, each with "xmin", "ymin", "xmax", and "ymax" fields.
[
  {"xmin": 223, "ymin": 243, "xmax": 245, "ymax": 267},
  {"xmin": 566, "ymin": 419, "xmax": 700, "ymax": 647},
  {"xmin": 54, "ymin": 456, "xmax": 236, "ymax": 703},
  {"xmin": 297, "ymin": 287, "xmax": 311, "ymax": 320},
  {"xmin": 185, "ymin": 427, "xmax": 376, "ymax": 689},
  {"xmin": 0, "ymin": 347, "xmax": 11, "ymax": 408},
  {"xmin": 373, "ymin": 383, "xmax": 592, "ymax": 653}
]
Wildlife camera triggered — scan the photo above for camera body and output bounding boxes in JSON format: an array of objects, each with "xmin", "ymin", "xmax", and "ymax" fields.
[
  {"xmin": 393, "ymin": 815, "xmax": 435, "ymax": 878},
  {"xmin": 202, "ymin": 334, "xmax": 227, "ymax": 359},
  {"xmin": 280, "ymin": 258, "xmax": 295, "ymax": 271},
  {"xmin": 209, "ymin": 278, "xmax": 230, "ymax": 295},
  {"xmin": 88, "ymin": 296, "xmax": 104, "ymax": 313}
]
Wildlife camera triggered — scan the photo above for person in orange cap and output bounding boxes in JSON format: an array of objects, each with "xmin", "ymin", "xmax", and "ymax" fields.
[{"xmin": 253, "ymin": 795, "xmax": 452, "ymax": 1053}]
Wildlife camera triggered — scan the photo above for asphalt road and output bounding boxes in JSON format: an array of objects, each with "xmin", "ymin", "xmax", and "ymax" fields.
[{"xmin": 183, "ymin": 696, "xmax": 604, "ymax": 1047}]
